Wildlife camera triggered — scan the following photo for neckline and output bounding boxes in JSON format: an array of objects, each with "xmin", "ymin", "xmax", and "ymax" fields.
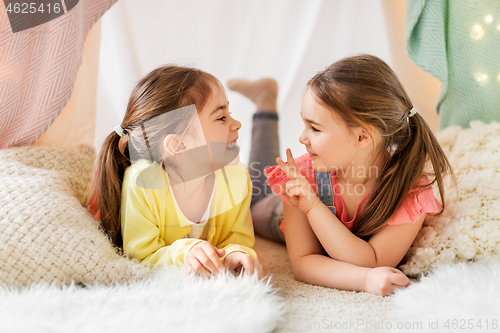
[
  {"xmin": 331, "ymin": 172, "xmax": 371, "ymax": 225},
  {"xmin": 165, "ymin": 171, "xmax": 216, "ymax": 225}
]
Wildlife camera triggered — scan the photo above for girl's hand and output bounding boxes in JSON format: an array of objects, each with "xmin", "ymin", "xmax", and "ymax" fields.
[
  {"xmin": 276, "ymin": 148, "xmax": 320, "ymax": 214},
  {"xmin": 223, "ymin": 252, "xmax": 263, "ymax": 278},
  {"xmin": 364, "ymin": 267, "xmax": 411, "ymax": 296},
  {"xmin": 185, "ymin": 241, "xmax": 226, "ymax": 276}
]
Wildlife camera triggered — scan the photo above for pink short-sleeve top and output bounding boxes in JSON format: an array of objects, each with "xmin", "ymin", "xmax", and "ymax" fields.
[{"xmin": 265, "ymin": 153, "xmax": 442, "ymax": 231}]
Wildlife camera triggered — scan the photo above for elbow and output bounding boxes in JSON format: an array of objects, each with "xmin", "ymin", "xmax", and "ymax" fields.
[{"xmin": 289, "ymin": 257, "xmax": 311, "ymax": 283}]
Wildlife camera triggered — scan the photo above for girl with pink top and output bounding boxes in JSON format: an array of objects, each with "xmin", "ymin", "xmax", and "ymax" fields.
[{"xmin": 230, "ymin": 54, "xmax": 452, "ymax": 296}]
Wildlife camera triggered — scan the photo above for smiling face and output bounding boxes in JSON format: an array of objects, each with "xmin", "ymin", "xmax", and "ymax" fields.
[
  {"xmin": 197, "ymin": 83, "xmax": 240, "ymax": 145},
  {"xmin": 191, "ymin": 83, "xmax": 241, "ymax": 166},
  {"xmin": 299, "ymin": 88, "xmax": 361, "ymax": 173}
]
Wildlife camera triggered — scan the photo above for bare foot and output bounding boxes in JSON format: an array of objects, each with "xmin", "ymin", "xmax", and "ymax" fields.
[{"xmin": 227, "ymin": 78, "xmax": 278, "ymax": 112}]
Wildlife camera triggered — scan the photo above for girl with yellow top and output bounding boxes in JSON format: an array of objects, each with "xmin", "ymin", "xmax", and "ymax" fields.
[{"xmin": 91, "ymin": 66, "xmax": 262, "ymax": 276}]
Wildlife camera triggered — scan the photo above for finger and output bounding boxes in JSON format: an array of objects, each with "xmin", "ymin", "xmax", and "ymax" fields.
[
  {"xmin": 284, "ymin": 149, "xmax": 301, "ymax": 179},
  {"xmin": 217, "ymin": 248, "xmax": 226, "ymax": 256},
  {"xmin": 240, "ymin": 256, "xmax": 254, "ymax": 275},
  {"xmin": 224, "ymin": 254, "xmax": 245, "ymax": 272},
  {"xmin": 387, "ymin": 283, "xmax": 409, "ymax": 296},
  {"xmin": 276, "ymin": 149, "xmax": 301, "ymax": 179},
  {"xmin": 257, "ymin": 262, "xmax": 263, "ymax": 278},
  {"xmin": 204, "ymin": 246, "xmax": 225, "ymax": 272},
  {"xmin": 199, "ymin": 243, "xmax": 225, "ymax": 272},
  {"xmin": 193, "ymin": 258, "xmax": 212, "ymax": 276},
  {"xmin": 222, "ymin": 258, "xmax": 233, "ymax": 270},
  {"xmin": 199, "ymin": 251, "xmax": 223, "ymax": 274},
  {"xmin": 390, "ymin": 272, "xmax": 411, "ymax": 286},
  {"xmin": 285, "ymin": 179, "xmax": 308, "ymax": 194},
  {"xmin": 276, "ymin": 157, "xmax": 292, "ymax": 179}
]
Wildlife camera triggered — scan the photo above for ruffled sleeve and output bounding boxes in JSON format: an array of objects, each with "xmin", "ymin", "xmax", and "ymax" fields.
[
  {"xmin": 387, "ymin": 177, "xmax": 443, "ymax": 226},
  {"xmin": 265, "ymin": 153, "xmax": 315, "ymax": 206}
]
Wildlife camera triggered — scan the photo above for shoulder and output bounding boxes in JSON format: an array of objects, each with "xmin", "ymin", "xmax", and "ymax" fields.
[
  {"xmin": 123, "ymin": 159, "xmax": 168, "ymax": 192},
  {"xmin": 387, "ymin": 175, "xmax": 443, "ymax": 226}
]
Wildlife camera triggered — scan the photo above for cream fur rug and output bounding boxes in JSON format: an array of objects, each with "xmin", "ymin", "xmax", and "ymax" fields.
[
  {"xmin": 0, "ymin": 263, "xmax": 284, "ymax": 333},
  {"xmin": 1, "ymin": 236, "xmax": 499, "ymax": 333},
  {"xmin": 390, "ymin": 261, "xmax": 500, "ymax": 333}
]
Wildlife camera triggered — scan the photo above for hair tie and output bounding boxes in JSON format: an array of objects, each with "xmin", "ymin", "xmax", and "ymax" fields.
[
  {"xmin": 406, "ymin": 107, "xmax": 417, "ymax": 124},
  {"xmin": 408, "ymin": 107, "xmax": 417, "ymax": 118},
  {"xmin": 114, "ymin": 125, "xmax": 127, "ymax": 138}
]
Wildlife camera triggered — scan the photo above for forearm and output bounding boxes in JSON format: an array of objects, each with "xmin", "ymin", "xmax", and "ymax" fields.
[
  {"xmin": 290, "ymin": 253, "xmax": 371, "ymax": 292},
  {"xmin": 306, "ymin": 201, "xmax": 377, "ymax": 267}
]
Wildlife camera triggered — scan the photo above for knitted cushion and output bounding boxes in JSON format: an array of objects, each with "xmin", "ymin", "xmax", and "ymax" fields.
[
  {"xmin": 0, "ymin": 145, "xmax": 149, "ymax": 287},
  {"xmin": 400, "ymin": 121, "xmax": 500, "ymax": 276}
]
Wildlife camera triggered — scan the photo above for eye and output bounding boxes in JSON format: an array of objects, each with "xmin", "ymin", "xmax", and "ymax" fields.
[
  {"xmin": 217, "ymin": 112, "xmax": 231, "ymax": 122},
  {"xmin": 311, "ymin": 126, "xmax": 320, "ymax": 132}
]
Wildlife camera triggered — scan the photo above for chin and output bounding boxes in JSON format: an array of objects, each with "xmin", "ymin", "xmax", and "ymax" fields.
[
  {"xmin": 228, "ymin": 155, "xmax": 240, "ymax": 166},
  {"xmin": 311, "ymin": 160, "xmax": 336, "ymax": 173}
]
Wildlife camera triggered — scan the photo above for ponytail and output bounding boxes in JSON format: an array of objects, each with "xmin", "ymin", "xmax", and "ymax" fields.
[
  {"xmin": 90, "ymin": 132, "xmax": 130, "ymax": 247},
  {"xmin": 353, "ymin": 112, "xmax": 452, "ymax": 237}
]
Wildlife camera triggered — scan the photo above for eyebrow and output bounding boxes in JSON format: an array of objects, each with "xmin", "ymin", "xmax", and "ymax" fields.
[
  {"xmin": 300, "ymin": 112, "xmax": 321, "ymax": 126},
  {"xmin": 211, "ymin": 102, "xmax": 229, "ymax": 116}
]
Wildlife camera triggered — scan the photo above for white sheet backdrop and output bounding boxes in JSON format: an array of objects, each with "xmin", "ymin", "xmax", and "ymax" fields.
[
  {"xmin": 94, "ymin": 0, "xmax": 440, "ymax": 163},
  {"xmin": 95, "ymin": 0, "xmax": 394, "ymax": 163}
]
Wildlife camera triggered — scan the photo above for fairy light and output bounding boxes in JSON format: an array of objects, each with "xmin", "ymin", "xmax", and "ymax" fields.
[
  {"xmin": 485, "ymin": 15, "xmax": 493, "ymax": 24},
  {"xmin": 471, "ymin": 24, "xmax": 485, "ymax": 40},
  {"xmin": 497, "ymin": 73, "xmax": 500, "ymax": 82},
  {"xmin": 474, "ymin": 72, "xmax": 488, "ymax": 83}
]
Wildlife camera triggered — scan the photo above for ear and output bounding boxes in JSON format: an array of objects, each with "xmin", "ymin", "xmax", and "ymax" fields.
[
  {"xmin": 355, "ymin": 126, "xmax": 374, "ymax": 150},
  {"xmin": 163, "ymin": 134, "xmax": 187, "ymax": 155}
]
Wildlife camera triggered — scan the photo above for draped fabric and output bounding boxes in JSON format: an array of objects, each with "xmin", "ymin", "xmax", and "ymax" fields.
[
  {"xmin": 406, "ymin": 0, "xmax": 500, "ymax": 130},
  {"xmin": 0, "ymin": 0, "xmax": 117, "ymax": 148}
]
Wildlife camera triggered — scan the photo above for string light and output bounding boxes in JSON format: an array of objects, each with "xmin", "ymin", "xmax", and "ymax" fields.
[
  {"xmin": 471, "ymin": 24, "xmax": 485, "ymax": 40},
  {"xmin": 474, "ymin": 72, "xmax": 488, "ymax": 83},
  {"xmin": 485, "ymin": 15, "xmax": 493, "ymax": 24}
]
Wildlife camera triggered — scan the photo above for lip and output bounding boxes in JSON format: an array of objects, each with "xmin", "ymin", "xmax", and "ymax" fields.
[
  {"xmin": 226, "ymin": 139, "xmax": 239, "ymax": 150},
  {"xmin": 306, "ymin": 149, "xmax": 318, "ymax": 157}
]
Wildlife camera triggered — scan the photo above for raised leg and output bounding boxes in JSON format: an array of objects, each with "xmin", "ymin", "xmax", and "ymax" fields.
[{"xmin": 228, "ymin": 78, "xmax": 285, "ymax": 243}]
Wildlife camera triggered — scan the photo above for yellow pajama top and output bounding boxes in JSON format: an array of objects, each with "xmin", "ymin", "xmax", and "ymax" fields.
[{"xmin": 121, "ymin": 159, "xmax": 256, "ymax": 269}]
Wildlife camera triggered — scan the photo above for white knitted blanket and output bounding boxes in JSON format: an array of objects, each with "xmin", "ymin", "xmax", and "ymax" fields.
[
  {"xmin": 400, "ymin": 121, "xmax": 500, "ymax": 276},
  {"xmin": 0, "ymin": 145, "xmax": 149, "ymax": 287}
]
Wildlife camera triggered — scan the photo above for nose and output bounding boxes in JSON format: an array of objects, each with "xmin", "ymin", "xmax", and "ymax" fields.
[
  {"xmin": 230, "ymin": 116, "xmax": 241, "ymax": 132},
  {"xmin": 299, "ymin": 129, "xmax": 309, "ymax": 145}
]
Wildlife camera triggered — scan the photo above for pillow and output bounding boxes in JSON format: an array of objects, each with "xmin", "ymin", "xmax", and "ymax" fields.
[
  {"xmin": 400, "ymin": 121, "xmax": 500, "ymax": 276},
  {"xmin": 0, "ymin": 145, "xmax": 149, "ymax": 287}
]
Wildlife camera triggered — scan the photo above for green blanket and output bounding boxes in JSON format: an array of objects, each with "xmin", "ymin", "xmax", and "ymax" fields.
[{"xmin": 406, "ymin": 0, "xmax": 500, "ymax": 129}]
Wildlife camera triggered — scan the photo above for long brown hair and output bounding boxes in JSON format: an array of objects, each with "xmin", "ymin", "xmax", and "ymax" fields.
[
  {"xmin": 308, "ymin": 54, "xmax": 453, "ymax": 238},
  {"xmin": 90, "ymin": 65, "xmax": 220, "ymax": 247}
]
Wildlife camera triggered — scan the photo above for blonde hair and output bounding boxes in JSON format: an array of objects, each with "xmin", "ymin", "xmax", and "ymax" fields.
[
  {"xmin": 307, "ymin": 54, "xmax": 453, "ymax": 238},
  {"xmin": 90, "ymin": 65, "xmax": 220, "ymax": 247}
]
